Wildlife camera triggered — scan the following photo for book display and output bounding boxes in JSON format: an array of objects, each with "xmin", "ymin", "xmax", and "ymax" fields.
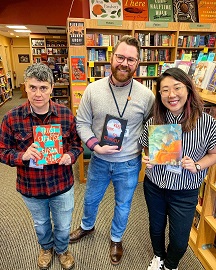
[
  {"xmin": 29, "ymin": 34, "xmax": 70, "ymax": 108},
  {"xmin": 0, "ymin": 58, "xmax": 12, "ymax": 107}
]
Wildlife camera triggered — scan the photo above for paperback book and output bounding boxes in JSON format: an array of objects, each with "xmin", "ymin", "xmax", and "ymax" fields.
[
  {"xmin": 198, "ymin": 0, "xmax": 216, "ymax": 23},
  {"xmin": 100, "ymin": 114, "xmax": 128, "ymax": 150},
  {"xmin": 148, "ymin": 124, "xmax": 182, "ymax": 165},
  {"xmin": 148, "ymin": 0, "xmax": 173, "ymax": 22},
  {"xmin": 206, "ymin": 67, "xmax": 216, "ymax": 92},
  {"xmin": 123, "ymin": 0, "xmax": 148, "ymax": 21},
  {"xmin": 89, "ymin": 0, "xmax": 123, "ymax": 20},
  {"xmin": 173, "ymin": 0, "xmax": 198, "ymax": 22},
  {"xmin": 33, "ymin": 124, "xmax": 63, "ymax": 165}
]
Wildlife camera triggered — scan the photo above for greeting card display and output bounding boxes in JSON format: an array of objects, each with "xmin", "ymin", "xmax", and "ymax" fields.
[
  {"xmin": 148, "ymin": 124, "xmax": 182, "ymax": 165},
  {"xmin": 33, "ymin": 124, "xmax": 63, "ymax": 165},
  {"xmin": 100, "ymin": 114, "xmax": 128, "ymax": 150}
]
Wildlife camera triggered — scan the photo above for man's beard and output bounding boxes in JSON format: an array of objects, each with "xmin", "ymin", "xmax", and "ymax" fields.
[{"xmin": 111, "ymin": 65, "xmax": 134, "ymax": 83}]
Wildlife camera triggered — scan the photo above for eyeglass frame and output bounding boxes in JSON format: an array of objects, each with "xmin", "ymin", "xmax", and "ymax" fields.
[
  {"xmin": 159, "ymin": 85, "xmax": 186, "ymax": 97},
  {"xmin": 114, "ymin": 54, "xmax": 138, "ymax": 66}
]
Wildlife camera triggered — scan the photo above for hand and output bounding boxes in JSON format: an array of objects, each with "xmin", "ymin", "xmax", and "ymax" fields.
[
  {"xmin": 94, "ymin": 144, "xmax": 121, "ymax": 155},
  {"xmin": 22, "ymin": 143, "xmax": 41, "ymax": 162},
  {"xmin": 59, "ymin": 154, "xmax": 71, "ymax": 166},
  {"xmin": 181, "ymin": 156, "xmax": 197, "ymax": 173},
  {"xmin": 142, "ymin": 155, "xmax": 154, "ymax": 169}
]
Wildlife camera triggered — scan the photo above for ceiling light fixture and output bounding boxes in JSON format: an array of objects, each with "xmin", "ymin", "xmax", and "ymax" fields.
[
  {"xmin": 6, "ymin": 25, "xmax": 27, "ymax": 29},
  {"xmin": 14, "ymin": 30, "xmax": 31, "ymax": 33}
]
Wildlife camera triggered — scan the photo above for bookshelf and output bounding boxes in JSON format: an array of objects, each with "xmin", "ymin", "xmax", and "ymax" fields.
[
  {"xmin": 67, "ymin": 18, "xmax": 216, "ymax": 269},
  {"xmin": 0, "ymin": 58, "xmax": 12, "ymax": 107},
  {"xmin": 29, "ymin": 34, "xmax": 70, "ymax": 108},
  {"xmin": 177, "ymin": 23, "xmax": 216, "ymax": 61},
  {"xmin": 188, "ymin": 89, "xmax": 216, "ymax": 270},
  {"xmin": 189, "ymin": 164, "xmax": 216, "ymax": 270}
]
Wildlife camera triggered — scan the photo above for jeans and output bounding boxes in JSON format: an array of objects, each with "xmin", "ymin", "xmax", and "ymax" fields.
[
  {"xmin": 81, "ymin": 153, "xmax": 141, "ymax": 242},
  {"xmin": 144, "ymin": 176, "xmax": 198, "ymax": 269},
  {"xmin": 22, "ymin": 186, "xmax": 74, "ymax": 254}
]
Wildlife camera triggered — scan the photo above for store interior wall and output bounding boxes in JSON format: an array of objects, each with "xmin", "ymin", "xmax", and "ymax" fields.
[{"xmin": 0, "ymin": 0, "xmax": 89, "ymax": 89}]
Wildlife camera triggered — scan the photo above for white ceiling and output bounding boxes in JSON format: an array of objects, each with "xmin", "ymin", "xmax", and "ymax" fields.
[{"xmin": 0, "ymin": 24, "xmax": 66, "ymax": 38}]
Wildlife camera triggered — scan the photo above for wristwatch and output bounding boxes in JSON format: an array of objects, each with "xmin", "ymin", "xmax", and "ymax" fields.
[{"xmin": 195, "ymin": 163, "xmax": 201, "ymax": 172}]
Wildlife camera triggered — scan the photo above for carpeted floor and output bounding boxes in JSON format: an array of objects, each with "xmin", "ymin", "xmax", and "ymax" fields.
[{"xmin": 0, "ymin": 89, "xmax": 204, "ymax": 270}]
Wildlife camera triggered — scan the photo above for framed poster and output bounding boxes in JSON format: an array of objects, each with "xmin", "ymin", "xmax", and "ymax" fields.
[{"xmin": 18, "ymin": 54, "xmax": 30, "ymax": 63}]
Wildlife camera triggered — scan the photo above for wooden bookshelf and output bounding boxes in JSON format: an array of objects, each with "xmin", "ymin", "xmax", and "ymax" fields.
[{"xmin": 0, "ymin": 58, "xmax": 12, "ymax": 107}]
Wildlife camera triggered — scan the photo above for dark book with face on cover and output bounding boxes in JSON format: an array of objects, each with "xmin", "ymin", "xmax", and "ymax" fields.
[{"xmin": 100, "ymin": 114, "xmax": 128, "ymax": 150}]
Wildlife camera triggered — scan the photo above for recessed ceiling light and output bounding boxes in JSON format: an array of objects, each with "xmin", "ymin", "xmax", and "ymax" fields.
[
  {"xmin": 6, "ymin": 25, "xmax": 27, "ymax": 29},
  {"xmin": 10, "ymin": 33, "xmax": 14, "ymax": 36},
  {"xmin": 14, "ymin": 30, "xmax": 31, "ymax": 33},
  {"xmin": 16, "ymin": 36, "xmax": 19, "ymax": 38}
]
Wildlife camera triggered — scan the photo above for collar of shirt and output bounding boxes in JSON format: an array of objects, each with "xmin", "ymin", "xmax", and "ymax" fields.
[
  {"xmin": 109, "ymin": 75, "xmax": 132, "ymax": 87},
  {"xmin": 23, "ymin": 100, "xmax": 58, "ymax": 119},
  {"xmin": 166, "ymin": 110, "xmax": 184, "ymax": 124}
]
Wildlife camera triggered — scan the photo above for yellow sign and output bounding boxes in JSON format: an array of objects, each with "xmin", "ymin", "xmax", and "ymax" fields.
[{"xmin": 89, "ymin": 61, "xmax": 94, "ymax": 67}]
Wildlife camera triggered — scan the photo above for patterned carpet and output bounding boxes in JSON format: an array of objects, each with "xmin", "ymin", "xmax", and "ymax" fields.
[{"xmin": 0, "ymin": 89, "xmax": 204, "ymax": 269}]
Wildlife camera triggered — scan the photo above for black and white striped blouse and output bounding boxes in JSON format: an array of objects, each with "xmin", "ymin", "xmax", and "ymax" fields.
[{"xmin": 138, "ymin": 111, "xmax": 216, "ymax": 190}]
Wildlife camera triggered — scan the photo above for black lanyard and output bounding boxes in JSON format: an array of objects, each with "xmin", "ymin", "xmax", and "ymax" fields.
[{"xmin": 109, "ymin": 80, "xmax": 133, "ymax": 118}]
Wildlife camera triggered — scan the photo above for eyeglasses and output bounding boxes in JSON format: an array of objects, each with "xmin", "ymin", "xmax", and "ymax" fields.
[
  {"xmin": 115, "ymin": 54, "xmax": 138, "ymax": 66},
  {"xmin": 159, "ymin": 85, "xmax": 186, "ymax": 97}
]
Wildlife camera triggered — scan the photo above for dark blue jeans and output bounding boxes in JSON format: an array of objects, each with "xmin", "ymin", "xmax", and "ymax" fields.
[{"xmin": 144, "ymin": 176, "xmax": 198, "ymax": 269}]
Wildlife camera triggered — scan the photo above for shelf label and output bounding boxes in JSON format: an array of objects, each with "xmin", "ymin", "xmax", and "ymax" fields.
[
  {"xmin": 146, "ymin": 22, "xmax": 168, "ymax": 28},
  {"xmin": 189, "ymin": 23, "xmax": 210, "ymax": 29},
  {"xmin": 203, "ymin": 47, "xmax": 208, "ymax": 53},
  {"xmin": 159, "ymin": 61, "xmax": 164, "ymax": 66},
  {"xmin": 108, "ymin": 46, "xmax": 112, "ymax": 52},
  {"xmin": 89, "ymin": 77, "xmax": 95, "ymax": 82},
  {"xmin": 97, "ymin": 20, "xmax": 122, "ymax": 27},
  {"xmin": 89, "ymin": 61, "xmax": 94, "ymax": 67}
]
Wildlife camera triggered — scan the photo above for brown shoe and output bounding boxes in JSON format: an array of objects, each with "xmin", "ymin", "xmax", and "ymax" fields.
[
  {"xmin": 37, "ymin": 248, "xmax": 53, "ymax": 269},
  {"xmin": 58, "ymin": 250, "xmax": 75, "ymax": 270},
  {"xmin": 69, "ymin": 226, "xmax": 95, "ymax": 243},
  {"xmin": 110, "ymin": 240, "xmax": 123, "ymax": 265}
]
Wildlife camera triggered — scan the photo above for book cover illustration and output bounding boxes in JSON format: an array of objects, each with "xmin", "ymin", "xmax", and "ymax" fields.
[
  {"xmin": 72, "ymin": 84, "xmax": 86, "ymax": 105},
  {"xmin": 173, "ymin": 0, "xmax": 199, "ymax": 22},
  {"xmin": 68, "ymin": 21, "xmax": 84, "ymax": 46},
  {"xmin": 71, "ymin": 56, "xmax": 86, "ymax": 82},
  {"xmin": 89, "ymin": 0, "xmax": 123, "ymax": 20},
  {"xmin": 33, "ymin": 124, "xmax": 63, "ymax": 165},
  {"xmin": 123, "ymin": 0, "xmax": 148, "ymax": 21},
  {"xmin": 148, "ymin": 124, "xmax": 182, "ymax": 165},
  {"xmin": 100, "ymin": 114, "xmax": 128, "ymax": 150},
  {"xmin": 148, "ymin": 0, "xmax": 173, "ymax": 22},
  {"xmin": 198, "ymin": 0, "xmax": 216, "ymax": 23},
  {"xmin": 206, "ymin": 67, "xmax": 216, "ymax": 92},
  {"xmin": 192, "ymin": 61, "xmax": 208, "ymax": 88}
]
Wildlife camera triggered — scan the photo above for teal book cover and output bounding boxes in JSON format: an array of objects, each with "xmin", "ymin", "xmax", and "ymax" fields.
[
  {"xmin": 148, "ymin": 0, "xmax": 173, "ymax": 22},
  {"xmin": 148, "ymin": 124, "xmax": 182, "ymax": 165},
  {"xmin": 33, "ymin": 124, "xmax": 63, "ymax": 165}
]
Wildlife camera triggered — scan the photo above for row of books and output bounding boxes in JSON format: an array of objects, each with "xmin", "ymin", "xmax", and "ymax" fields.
[
  {"xmin": 140, "ymin": 48, "xmax": 171, "ymax": 62},
  {"xmin": 136, "ymin": 65, "xmax": 157, "ymax": 77},
  {"xmin": 87, "ymin": 49, "xmax": 107, "ymax": 62},
  {"xmin": 46, "ymin": 41, "xmax": 67, "ymax": 47},
  {"xmin": 86, "ymin": 33, "xmax": 122, "ymax": 47},
  {"xmin": 178, "ymin": 34, "xmax": 216, "ymax": 48},
  {"xmin": 90, "ymin": 0, "xmax": 216, "ymax": 24},
  {"xmin": 88, "ymin": 64, "xmax": 111, "ymax": 78},
  {"xmin": 31, "ymin": 39, "xmax": 45, "ymax": 47},
  {"xmin": 32, "ymin": 48, "xmax": 68, "ymax": 55},
  {"xmin": 135, "ymin": 33, "xmax": 175, "ymax": 47}
]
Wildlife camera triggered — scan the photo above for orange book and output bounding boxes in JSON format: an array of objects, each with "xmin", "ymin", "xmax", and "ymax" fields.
[
  {"xmin": 198, "ymin": 0, "xmax": 216, "ymax": 23},
  {"xmin": 122, "ymin": 0, "xmax": 148, "ymax": 21}
]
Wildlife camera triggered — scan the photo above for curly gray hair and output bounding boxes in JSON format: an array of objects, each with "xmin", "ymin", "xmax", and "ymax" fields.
[{"xmin": 24, "ymin": 63, "xmax": 54, "ymax": 86}]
